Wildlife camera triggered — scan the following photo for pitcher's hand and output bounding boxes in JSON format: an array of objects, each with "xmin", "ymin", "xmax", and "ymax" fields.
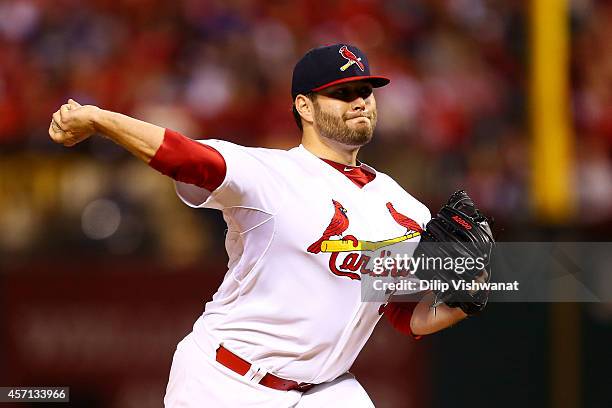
[{"xmin": 49, "ymin": 99, "xmax": 100, "ymax": 147}]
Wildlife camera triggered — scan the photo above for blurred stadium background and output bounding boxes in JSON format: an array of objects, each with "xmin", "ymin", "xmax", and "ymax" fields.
[{"xmin": 0, "ymin": 0, "xmax": 610, "ymax": 407}]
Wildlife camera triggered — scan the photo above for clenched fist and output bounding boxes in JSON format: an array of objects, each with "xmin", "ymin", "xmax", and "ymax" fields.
[{"xmin": 49, "ymin": 99, "xmax": 100, "ymax": 147}]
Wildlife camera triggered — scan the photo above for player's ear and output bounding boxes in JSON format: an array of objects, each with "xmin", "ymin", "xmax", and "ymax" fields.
[{"xmin": 294, "ymin": 94, "xmax": 315, "ymax": 125}]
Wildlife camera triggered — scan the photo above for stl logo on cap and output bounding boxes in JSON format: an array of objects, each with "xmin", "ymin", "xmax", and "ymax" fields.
[{"xmin": 339, "ymin": 46, "xmax": 365, "ymax": 72}]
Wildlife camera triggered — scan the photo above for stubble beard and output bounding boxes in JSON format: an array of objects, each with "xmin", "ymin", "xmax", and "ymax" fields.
[{"xmin": 312, "ymin": 101, "xmax": 377, "ymax": 147}]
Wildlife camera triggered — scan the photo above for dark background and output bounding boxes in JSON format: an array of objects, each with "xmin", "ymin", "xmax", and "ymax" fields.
[{"xmin": 1, "ymin": 0, "xmax": 611, "ymax": 407}]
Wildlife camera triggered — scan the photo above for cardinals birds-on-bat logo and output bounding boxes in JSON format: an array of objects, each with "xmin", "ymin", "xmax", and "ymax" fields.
[
  {"xmin": 386, "ymin": 202, "xmax": 423, "ymax": 233},
  {"xmin": 339, "ymin": 46, "xmax": 365, "ymax": 72},
  {"xmin": 307, "ymin": 199, "xmax": 349, "ymax": 254},
  {"xmin": 308, "ymin": 200, "xmax": 422, "ymax": 254},
  {"xmin": 308, "ymin": 199, "xmax": 423, "ymax": 280}
]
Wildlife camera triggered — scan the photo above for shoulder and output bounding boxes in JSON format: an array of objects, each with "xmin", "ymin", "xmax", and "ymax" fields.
[
  {"xmin": 196, "ymin": 139, "xmax": 288, "ymax": 155},
  {"xmin": 196, "ymin": 139, "xmax": 295, "ymax": 162}
]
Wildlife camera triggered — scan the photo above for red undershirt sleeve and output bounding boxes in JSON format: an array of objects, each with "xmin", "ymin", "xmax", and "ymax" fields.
[
  {"xmin": 149, "ymin": 129, "xmax": 226, "ymax": 191},
  {"xmin": 383, "ymin": 301, "xmax": 423, "ymax": 340}
]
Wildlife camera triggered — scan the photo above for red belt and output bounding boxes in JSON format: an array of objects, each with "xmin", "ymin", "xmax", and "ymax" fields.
[{"xmin": 215, "ymin": 346, "xmax": 315, "ymax": 392}]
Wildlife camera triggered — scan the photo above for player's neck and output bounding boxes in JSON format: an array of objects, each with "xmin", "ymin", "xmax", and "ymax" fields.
[{"xmin": 301, "ymin": 132, "xmax": 360, "ymax": 166}]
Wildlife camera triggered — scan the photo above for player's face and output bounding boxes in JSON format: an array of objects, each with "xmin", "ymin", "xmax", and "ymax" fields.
[{"xmin": 312, "ymin": 81, "xmax": 377, "ymax": 147}]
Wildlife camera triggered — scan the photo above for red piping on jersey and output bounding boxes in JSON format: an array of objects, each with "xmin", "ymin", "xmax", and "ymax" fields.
[{"xmin": 149, "ymin": 129, "xmax": 226, "ymax": 191}]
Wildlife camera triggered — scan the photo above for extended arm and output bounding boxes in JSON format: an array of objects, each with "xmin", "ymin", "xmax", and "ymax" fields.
[
  {"xmin": 49, "ymin": 99, "xmax": 163, "ymax": 162},
  {"xmin": 49, "ymin": 100, "xmax": 225, "ymax": 191}
]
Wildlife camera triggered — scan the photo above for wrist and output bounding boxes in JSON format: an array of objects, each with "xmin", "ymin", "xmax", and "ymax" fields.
[{"xmin": 90, "ymin": 106, "xmax": 104, "ymax": 132}]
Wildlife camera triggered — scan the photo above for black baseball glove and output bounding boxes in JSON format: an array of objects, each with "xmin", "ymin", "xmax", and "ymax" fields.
[{"xmin": 414, "ymin": 190, "xmax": 495, "ymax": 315}]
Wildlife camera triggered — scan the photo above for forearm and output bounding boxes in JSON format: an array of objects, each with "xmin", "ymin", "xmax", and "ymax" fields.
[
  {"xmin": 410, "ymin": 292, "xmax": 467, "ymax": 335},
  {"xmin": 50, "ymin": 100, "xmax": 225, "ymax": 191},
  {"xmin": 93, "ymin": 108, "xmax": 164, "ymax": 163}
]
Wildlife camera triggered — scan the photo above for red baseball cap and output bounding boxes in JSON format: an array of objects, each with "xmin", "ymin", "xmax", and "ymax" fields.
[{"xmin": 291, "ymin": 44, "xmax": 390, "ymax": 99}]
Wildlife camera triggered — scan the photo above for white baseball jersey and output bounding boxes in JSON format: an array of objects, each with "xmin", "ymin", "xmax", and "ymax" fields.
[{"xmin": 175, "ymin": 141, "xmax": 431, "ymax": 384}]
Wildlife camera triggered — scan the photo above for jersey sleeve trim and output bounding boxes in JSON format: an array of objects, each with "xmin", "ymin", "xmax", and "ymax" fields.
[
  {"xmin": 383, "ymin": 302, "xmax": 423, "ymax": 340},
  {"xmin": 149, "ymin": 129, "xmax": 226, "ymax": 191}
]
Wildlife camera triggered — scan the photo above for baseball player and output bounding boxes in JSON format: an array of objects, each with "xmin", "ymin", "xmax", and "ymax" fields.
[{"xmin": 49, "ymin": 44, "xmax": 472, "ymax": 407}]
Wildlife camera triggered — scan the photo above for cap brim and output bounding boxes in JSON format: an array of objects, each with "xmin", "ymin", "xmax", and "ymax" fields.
[{"xmin": 311, "ymin": 75, "xmax": 390, "ymax": 92}]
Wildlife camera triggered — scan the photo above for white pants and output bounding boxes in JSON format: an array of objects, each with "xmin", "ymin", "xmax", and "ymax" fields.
[{"xmin": 164, "ymin": 334, "xmax": 375, "ymax": 407}]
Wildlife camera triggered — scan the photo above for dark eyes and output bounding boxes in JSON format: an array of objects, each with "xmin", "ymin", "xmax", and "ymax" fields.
[
  {"xmin": 357, "ymin": 87, "xmax": 373, "ymax": 98},
  {"xmin": 333, "ymin": 89, "xmax": 348, "ymax": 97},
  {"xmin": 331, "ymin": 87, "xmax": 372, "ymax": 100}
]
